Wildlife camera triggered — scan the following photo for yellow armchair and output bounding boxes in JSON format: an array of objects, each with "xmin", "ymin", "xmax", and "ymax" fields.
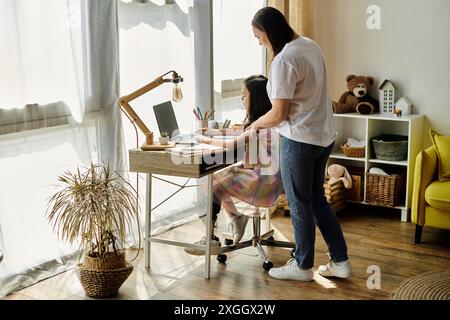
[{"xmin": 412, "ymin": 146, "xmax": 450, "ymax": 243}]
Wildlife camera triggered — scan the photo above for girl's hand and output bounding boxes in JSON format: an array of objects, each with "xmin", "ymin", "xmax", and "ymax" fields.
[{"xmin": 196, "ymin": 135, "xmax": 213, "ymax": 144}]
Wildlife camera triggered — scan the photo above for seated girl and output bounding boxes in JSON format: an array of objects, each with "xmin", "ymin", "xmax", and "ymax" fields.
[{"xmin": 185, "ymin": 74, "xmax": 283, "ymax": 255}]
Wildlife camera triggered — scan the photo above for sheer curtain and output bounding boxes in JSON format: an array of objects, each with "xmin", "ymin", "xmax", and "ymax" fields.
[
  {"xmin": 0, "ymin": 0, "xmax": 124, "ymax": 297},
  {"xmin": 119, "ymin": 0, "xmax": 200, "ymax": 236},
  {"xmin": 0, "ymin": 0, "xmax": 85, "ymax": 122}
]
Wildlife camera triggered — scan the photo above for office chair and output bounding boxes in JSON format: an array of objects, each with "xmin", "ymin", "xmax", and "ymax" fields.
[{"xmin": 217, "ymin": 198, "xmax": 296, "ymax": 271}]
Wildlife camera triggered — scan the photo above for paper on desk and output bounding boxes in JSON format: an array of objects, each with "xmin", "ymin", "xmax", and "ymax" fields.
[
  {"xmin": 212, "ymin": 136, "xmax": 235, "ymax": 140},
  {"xmin": 168, "ymin": 143, "xmax": 224, "ymax": 156}
]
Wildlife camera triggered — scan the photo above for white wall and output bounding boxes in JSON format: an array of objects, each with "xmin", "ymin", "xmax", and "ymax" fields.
[{"xmin": 311, "ymin": 0, "xmax": 450, "ymax": 146}]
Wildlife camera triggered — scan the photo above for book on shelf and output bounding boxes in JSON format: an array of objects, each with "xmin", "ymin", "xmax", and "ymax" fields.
[{"xmin": 167, "ymin": 143, "xmax": 225, "ymax": 157}]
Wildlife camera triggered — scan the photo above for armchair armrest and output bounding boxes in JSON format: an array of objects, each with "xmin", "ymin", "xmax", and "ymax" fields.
[{"xmin": 411, "ymin": 146, "xmax": 437, "ymax": 225}]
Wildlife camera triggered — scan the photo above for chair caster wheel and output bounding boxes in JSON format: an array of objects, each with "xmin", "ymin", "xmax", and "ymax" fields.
[
  {"xmin": 263, "ymin": 261, "xmax": 273, "ymax": 271},
  {"xmin": 268, "ymin": 236, "xmax": 274, "ymax": 241},
  {"xmin": 217, "ymin": 254, "xmax": 227, "ymax": 263},
  {"xmin": 290, "ymin": 248, "xmax": 295, "ymax": 258},
  {"xmin": 224, "ymin": 239, "xmax": 233, "ymax": 246}
]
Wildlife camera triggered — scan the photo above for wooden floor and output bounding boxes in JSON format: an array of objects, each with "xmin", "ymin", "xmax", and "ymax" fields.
[{"xmin": 5, "ymin": 205, "xmax": 450, "ymax": 300}]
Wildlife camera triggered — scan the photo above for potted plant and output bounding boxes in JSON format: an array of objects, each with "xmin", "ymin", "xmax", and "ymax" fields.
[
  {"xmin": 159, "ymin": 130, "xmax": 170, "ymax": 145},
  {"xmin": 46, "ymin": 163, "xmax": 139, "ymax": 298}
]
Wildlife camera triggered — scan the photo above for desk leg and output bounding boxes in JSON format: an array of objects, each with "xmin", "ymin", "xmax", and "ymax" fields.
[
  {"xmin": 145, "ymin": 173, "xmax": 152, "ymax": 269},
  {"xmin": 204, "ymin": 174, "xmax": 213, "ymax": 279}
]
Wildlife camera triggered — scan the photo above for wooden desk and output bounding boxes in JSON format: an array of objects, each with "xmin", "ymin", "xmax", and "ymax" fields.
[{"xmin": 129, "ymin": 148, "xmax": 237, "ymax": 279}]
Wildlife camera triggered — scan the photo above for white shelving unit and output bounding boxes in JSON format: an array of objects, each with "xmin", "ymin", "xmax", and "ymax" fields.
[{"xmin": 329, "ymin": 113, "xmax": 424, "ymax": 222}]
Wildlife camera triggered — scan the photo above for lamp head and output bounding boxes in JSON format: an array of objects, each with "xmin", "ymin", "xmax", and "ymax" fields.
[
  {"xmin": 172, "ymin": 83, "xmax": 183, "ymax": 102},
  {"xmin": 170, "ymin": 71, "xmax": 183, "ymax": 102}
]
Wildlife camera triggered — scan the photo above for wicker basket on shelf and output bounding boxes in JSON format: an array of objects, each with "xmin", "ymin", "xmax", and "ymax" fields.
[
  {"xmin": 372, "ymin": 135, "xmax": 408, "ymax": 161},
  {"xmin": 341, "ymin": 144, "xmax": 365, "ymax": 158},
  {"xmin": 366, "ymin": 172, "xmax": 405, "ymax": 207}
]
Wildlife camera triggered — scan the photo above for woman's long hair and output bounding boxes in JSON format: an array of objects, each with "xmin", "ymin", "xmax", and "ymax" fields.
[
  {"xmin": 243, "ymin": 75, "xmax": 272, "ymax": 129},
  {"xmin": 251, "ymin": 6, "xmax": 296, "ymax": 56}
]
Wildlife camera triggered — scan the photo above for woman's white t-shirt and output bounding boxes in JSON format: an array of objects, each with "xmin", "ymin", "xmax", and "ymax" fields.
[{"xmin": 267, "ymin": 36, "xmax": 336, "ymax": 147}]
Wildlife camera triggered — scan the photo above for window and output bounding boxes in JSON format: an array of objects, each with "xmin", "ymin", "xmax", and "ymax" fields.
[
  {"xmin": 213, "ymin": 0, "xmax": 266, "ymax": 125},
  {"xmin": 118, "ymin": 0, "xmax": 199, "ymax": 234}
]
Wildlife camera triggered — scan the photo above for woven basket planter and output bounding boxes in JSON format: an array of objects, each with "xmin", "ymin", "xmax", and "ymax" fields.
[
  {"xmin": 78, "ymin": 252, "xmax": 133, "ymax": 298},
  {"xmin": 372, "ymin": 135, "xmax": 408, "ymax": 161},
  {"xmin": 366, "ymin": 172, "xmax": 405, "ymax": 207}
]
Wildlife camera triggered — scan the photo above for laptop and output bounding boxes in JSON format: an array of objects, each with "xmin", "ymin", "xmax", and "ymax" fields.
[{"xmin": 153, "ymin": 101, "xmax": 197, "ymax": 145}]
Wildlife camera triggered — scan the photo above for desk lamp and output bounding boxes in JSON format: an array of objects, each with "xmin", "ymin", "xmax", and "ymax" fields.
[{"xmin": 119, "ymin": 70, "xmax": 183, "ymax": 150}]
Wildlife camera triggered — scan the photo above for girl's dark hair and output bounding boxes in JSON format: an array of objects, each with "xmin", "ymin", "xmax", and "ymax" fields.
[
  {"xmin": 243, "ymin": 75, "xmax": 272, "ymax": 129},
  {"xmin": 252, "ymin": 6, "xmax": 296, "ymax": 56}
]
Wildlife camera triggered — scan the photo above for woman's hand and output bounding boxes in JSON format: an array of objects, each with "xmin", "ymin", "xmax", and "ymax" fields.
[{"xmin": 245, "ymin": 120, "xmax": 260, "ymax": 132}]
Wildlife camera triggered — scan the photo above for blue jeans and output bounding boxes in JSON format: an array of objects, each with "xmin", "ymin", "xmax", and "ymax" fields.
[{"xmin": 280, "ymin": 137, "xmax": 348, "ymax": 268}]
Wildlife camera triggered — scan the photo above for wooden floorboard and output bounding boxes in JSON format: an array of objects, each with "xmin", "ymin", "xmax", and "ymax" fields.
[{"xmin": 4, "ymin": 204, "xmax": 450, "ymax": 300}]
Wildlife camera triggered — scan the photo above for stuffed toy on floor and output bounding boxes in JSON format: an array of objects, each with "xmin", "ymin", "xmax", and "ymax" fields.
[{"xmin": 332, "ymin": 74, "xmax": 379, "ymax": 114}]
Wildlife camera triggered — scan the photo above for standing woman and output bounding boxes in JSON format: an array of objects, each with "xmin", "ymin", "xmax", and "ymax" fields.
[{"xmin": 249, "ymin": 7, "xmax": 352, "ymax": 281}]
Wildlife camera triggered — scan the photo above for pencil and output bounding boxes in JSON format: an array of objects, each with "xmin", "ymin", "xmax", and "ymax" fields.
[
  {"xmin": 206, "ymin": 109, "xmax": 215, "ymax": 120},
  {"xmin": 193, "ymin": 109, "xmax": 200, "ymax": 120},
  {"xmin": 196, "ymin": 107, "xmax": 203, "ymax": 120}
]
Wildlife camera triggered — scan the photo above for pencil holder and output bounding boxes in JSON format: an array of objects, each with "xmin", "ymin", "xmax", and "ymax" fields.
[{"xmin": 196, "ymin": 120, "xmax": 208, "ymax": 131}]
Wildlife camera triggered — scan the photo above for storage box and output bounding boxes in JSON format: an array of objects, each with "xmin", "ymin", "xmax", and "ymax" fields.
[
  {"xmin": 276, "ymin": 178, "xmax": 347, "ymax": 214},
  {"xmin": 324, "ymin": 178, "xmax": 347, "ymax": 212},
  {"xmin": 346, "ymin": 175, "xmax": 363, "ymax": 202},
  {"xmin": 366, "ymin": 171, "xmax": 406, "ymax": 207}
]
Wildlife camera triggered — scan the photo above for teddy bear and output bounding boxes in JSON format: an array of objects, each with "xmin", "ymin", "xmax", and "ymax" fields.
[
  {"xmin": 332, "ymin": 75, "xmax": 379, "ymax": 114},
  {"xmin": 327, "ymin": 164, "xmax": 353, "ymax": 189}
]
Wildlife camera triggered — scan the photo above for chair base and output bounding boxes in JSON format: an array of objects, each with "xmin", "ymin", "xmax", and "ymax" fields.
[{"xmin": 220, "ymin": 211, "xmax": 295, "ymax": 270}]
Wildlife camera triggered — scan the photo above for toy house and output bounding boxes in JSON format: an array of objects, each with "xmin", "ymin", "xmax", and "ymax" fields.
[
  {"xmin": 379, "ymin": 79, "xmax": 395, "ymax": 114},
  {"xmin": 395, "ymin": 97, "xmax": 413, "ymax": 115}
]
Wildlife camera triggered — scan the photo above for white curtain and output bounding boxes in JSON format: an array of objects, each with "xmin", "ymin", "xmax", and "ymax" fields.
[
  {"xmin": 0, "ymin": 0, "xmax": 124, "ymax": 297},
  {"xmin": 0, "ymin": 0, "xmax": 85, "ymax": 122},
  {"xmin": 119, "ymin": 0, "xmax": 200, "ymax": 237}
]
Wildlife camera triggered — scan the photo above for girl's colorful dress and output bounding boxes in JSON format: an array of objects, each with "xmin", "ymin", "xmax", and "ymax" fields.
[{"xmin": 213, "ymin": 128, "xmax": 283, "ymax": 207}]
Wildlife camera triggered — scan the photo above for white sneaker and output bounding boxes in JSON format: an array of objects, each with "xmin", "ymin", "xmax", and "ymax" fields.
[
  {"xmin": 230, "ymin": 214, "xmax": 249, "ymax": 244},
  {"xmin": 268, "ymin": 258, "xmax": 314, "ymax": 281},
  {"xmin": 184, "ymin": 236, "xmax": 221, "ymax": 256},
  {"xmin": 318, "ymin": 253, "xmax": 352, "ymax": 278}
]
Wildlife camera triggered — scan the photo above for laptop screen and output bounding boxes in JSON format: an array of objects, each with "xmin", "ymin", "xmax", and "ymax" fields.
[{"xmin": 153, "ymin": 101, "xmax": 180, "ymax": 139}]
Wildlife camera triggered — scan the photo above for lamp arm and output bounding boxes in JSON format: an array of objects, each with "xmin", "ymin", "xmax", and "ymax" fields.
[
  {"xmin": 118, "ymin": 70, "xmax": 181, "ymax": 146},
  {"xmin": 118, "ymin": 76, "xmax": 166, "ymax": 146}
]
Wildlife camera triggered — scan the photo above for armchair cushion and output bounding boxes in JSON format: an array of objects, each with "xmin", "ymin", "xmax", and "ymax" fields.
[
  {"xmin": 430, "ymin": 130, "xmax": 450, "ymax": 182},
  {"xmin": 425, "ymin": 180, "xmax": 450, "ymax": 211}
]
